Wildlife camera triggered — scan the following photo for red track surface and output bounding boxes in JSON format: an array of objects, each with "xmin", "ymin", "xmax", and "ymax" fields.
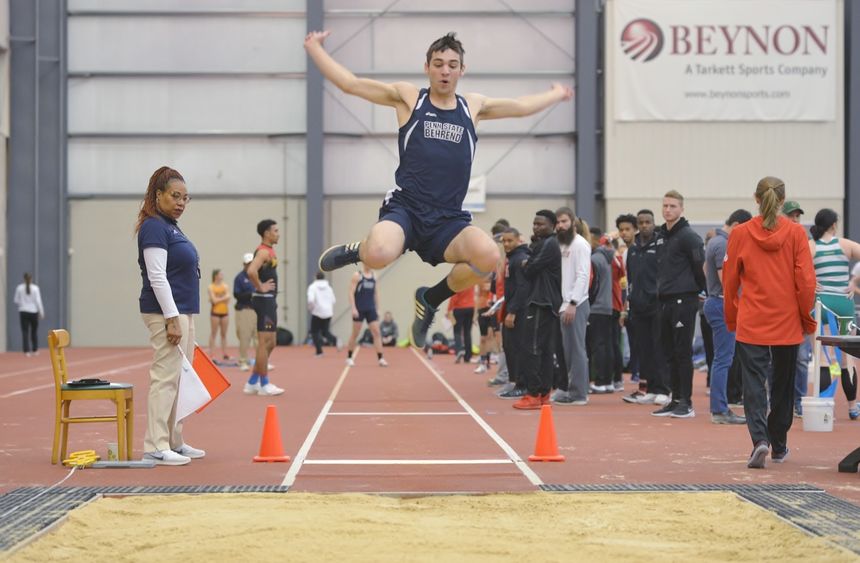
[{"xmin": 3, "ymin": 346, "xmax": 860, "ymax": 502}]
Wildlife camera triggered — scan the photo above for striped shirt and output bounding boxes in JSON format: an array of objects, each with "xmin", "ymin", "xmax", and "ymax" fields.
[{"xmin": 813, "ymin": 238, "xmax": 850, "ymax": 297}]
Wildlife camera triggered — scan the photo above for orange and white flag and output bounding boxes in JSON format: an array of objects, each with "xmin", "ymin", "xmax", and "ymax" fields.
[{"xmin": 176, "ymin": 345, "xmax": 231, "ymax": 421}]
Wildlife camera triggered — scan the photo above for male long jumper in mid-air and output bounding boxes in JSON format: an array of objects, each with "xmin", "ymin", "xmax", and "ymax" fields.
[{"xmin": 305, "ymin": 30, "xmax": 573, "ymax": 347}]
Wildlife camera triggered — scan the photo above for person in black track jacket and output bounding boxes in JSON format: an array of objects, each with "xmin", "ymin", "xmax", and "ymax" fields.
[{"xmin": 652, "ymin": 191, "xmax": 706, "ymax": 420}]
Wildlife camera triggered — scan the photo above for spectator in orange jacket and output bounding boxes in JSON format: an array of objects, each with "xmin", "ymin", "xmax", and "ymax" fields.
[{"xmin": 723, "ymin": 176, "xmax": 816, "ymax": 470}]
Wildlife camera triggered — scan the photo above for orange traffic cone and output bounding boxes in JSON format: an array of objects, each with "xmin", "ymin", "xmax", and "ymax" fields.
[
  {"xmin": 528, "ymin": 404, "xmax": 565, "ymax": 462},
  {"xmin": 253, "ymin": 405, "xmax": 291, "ymax": 463}
]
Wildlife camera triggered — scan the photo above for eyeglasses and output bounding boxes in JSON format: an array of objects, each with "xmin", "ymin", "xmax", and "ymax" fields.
[{"xmin": 168, "ymin": 192, "xmax": 191, "ymax": 203}]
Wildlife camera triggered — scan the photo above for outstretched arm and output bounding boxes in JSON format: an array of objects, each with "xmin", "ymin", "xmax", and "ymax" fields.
[
  {"xmin": 304, "ymin": 30, "xmax": 417, "ymax": 111},
  {"xmin": 469, "ymin": 83, "xmax": 573, "ymax": 123}
]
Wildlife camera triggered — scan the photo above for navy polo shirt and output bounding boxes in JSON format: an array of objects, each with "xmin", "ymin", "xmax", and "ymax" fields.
[{"xmin": 138, "ymin": 214, "xmax": 200, "ymax": 315}]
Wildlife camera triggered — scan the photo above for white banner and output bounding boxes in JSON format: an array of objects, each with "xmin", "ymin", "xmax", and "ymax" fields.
[{"xmin": 614, "ymin": 0, "xmax": 836, "ymax": 121}]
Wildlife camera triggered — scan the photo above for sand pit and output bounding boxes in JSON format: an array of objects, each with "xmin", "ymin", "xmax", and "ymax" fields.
[{"xmin": 8, "ymin": 492, "xmax": 854, "ymax": 562}]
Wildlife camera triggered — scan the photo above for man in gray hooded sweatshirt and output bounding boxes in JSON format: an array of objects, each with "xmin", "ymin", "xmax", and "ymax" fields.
[{"xmin": 588, "ymin": 227, "xmax": 615, "ymax": 393}]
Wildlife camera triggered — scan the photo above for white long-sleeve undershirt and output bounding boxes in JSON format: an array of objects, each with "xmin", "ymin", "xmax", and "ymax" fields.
[{"xmin": 143, "ymin": 247, "xmax": 179, "ymax": 319}]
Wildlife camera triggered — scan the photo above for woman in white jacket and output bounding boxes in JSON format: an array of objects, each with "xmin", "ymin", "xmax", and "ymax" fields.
[{"xmin": 13, "ymin": 272, "xmax": 44, "ymax": 356}]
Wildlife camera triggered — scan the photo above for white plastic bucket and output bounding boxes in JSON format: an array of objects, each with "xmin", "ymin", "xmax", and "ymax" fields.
[{"xmin": 801, "ymin": 397, "xmax": 835, "ymax": 432}]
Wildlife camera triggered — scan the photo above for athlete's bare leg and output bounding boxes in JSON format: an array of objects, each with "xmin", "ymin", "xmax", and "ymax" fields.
[{"xmin": 359, "ymin": 221, "xmax": 406, "ymax": 270}]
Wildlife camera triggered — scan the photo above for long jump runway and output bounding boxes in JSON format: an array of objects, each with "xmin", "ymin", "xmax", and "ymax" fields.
[{"xmin": 8, "ymin": 346, "xmax": 860, "ymax": 556}]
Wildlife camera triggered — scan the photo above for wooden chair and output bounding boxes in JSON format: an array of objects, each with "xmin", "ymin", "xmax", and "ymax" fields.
[{"xmin": 49, "ymin": 329, "xmax": 134, "ymax": 464}]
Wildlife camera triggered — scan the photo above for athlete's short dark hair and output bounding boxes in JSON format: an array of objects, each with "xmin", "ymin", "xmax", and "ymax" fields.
[
  {"xmin": 725, "ymin": 209, "xmax": 753, "ymax": 226},
  {"xmin": 315, "ymin": 271, "xmax": 325, "ymax": 280},
  {"xmin": 257, "ymin": 219, "xmax": 276, "ymax": 237},
  {"xmin": 503, "ymin": 227, "xmax": 520, "ymax": 238},
  {"xmin": 637, "ymin": 209, "xmax": 654, "ymax": 218},
  {"xmin": 426, "ymin": 32, "xmax": 465, "ymax": 64},
  {"xmin": 491, "ymin": 222, "xmax": 507, "ymax": 236},
  {"xmin": 615, "ymin": 214, "xmax": 637, "ymax": 229}
]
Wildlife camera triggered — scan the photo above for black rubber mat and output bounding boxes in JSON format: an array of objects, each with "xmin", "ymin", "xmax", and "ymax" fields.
[
  {"xmin": 0, "ymin": 485, "xmax": 289, "ymax": 552},
  {"xmin": 542, "ymin": 483, "xmax": 860, "ymax": 555}
]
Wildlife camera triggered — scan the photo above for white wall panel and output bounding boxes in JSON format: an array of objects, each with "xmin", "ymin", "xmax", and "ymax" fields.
[
  {"xmin": 68, "ymin": 138, "xmax": 306, "ymax": 195},
  {"xmin": 326, "ymin": 0, "xmax": 573, "ymax": 12},
  {"xmin": 325, "ymin": 17, "xmax": 574, "ymax": 73},
  {"xmin": 324, "ymin": 77, "xmax": 575, "ymax": 135},
  {"xmin": 70, "ymin": 0, "xmax": 305, "ymax": 12},
  {"xmin": 324, "ymin": 136, "xmax": 573, "ymax": 195},
  {"xmin": 68, "ymin": 77, "xmax": 306, "ymax": 133},
  {"xmin": 69, "ymin": 16, "xmax": 307, "ymax": 73}
]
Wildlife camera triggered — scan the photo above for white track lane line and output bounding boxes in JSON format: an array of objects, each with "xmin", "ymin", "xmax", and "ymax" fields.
[
  {"xmin": 280, "ymin": 349, "xmax": 358, "ymax": 487},
  {"xmin": 0, "ymin": 360, "xmax": 152, "ymax": 399},
  {"xmin": 409, "ymin": 347, "xmax": 544, "ymax": 486},
  {"xmin": 304, "ymin": 459, "xmax": 512, "ymax": 465},
  {"xmin": 0, "ymin": 350, "xmax": 151, "ymax": 380},
  {"xmin": 328, "ymin": 412, "xmax": 468, "ymax": 416}
]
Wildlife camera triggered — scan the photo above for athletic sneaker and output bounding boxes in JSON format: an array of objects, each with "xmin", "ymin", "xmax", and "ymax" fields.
[
  {"xmin": 633, "ymin": 392, "xmax": 655, "ymax": 404},
  {"xmin": 772, "ymin": 448, "xmax": 790, "ymax": 464},
  {"xmin": 259, "ymin": 383, "xmax": 284, "ymax": 396},
  {"xmin": 850, "ymin": 404, "xmax": 860, "ymax": 420},
  {"xmin": 486, "ymin": 375, "xmax": 509, "ymax": 387},
  {"xmin": 652, "ymin": 393, "xmax": 671, "ymax": 406},
  {"xmin": 589, "ymin": 383, "xmax": 613, "ymax": 394},
  {"xmin": 498, "ymin": 387, "xmax": 527, "ymax": 400},
  {"xmin": 711, "ymin": 409, "xmax": 746, "ymax": 425},
  {"xmin": 553, "ymin": 393, "xmax": 587, "ymax": 406},
  {"xmin": 173, "ymin": 444, "xmax": 206, "ymax": 459},
  {"xmin": 474, "ymin": 364, "xmax": 488, "ymax": 374},
  {"xmin": 378, "ymin": 357, "xmax": 389, "ymax": 367},
  {"xmin": 622, "ymin": 391, "xmax": 645, "ymax": 404},
  {"xmin": 455, "ymin": 351, "xmax": 465, "ymax": 364},
  {"xmin": 238, "ymin": 361, "xmax": 250, "ymax": 372},
  {"xmin": 346, "ymin": 358, "xmax": 355, "ymax": 367},
  {"xmin": 243, "ymin": 381, "xmax": 262, "ymax": 395},
  {"xmin": 613, "ymin": 381, "xmax": 624, "ymax": 391},
  {"xmin": 669, "ymin": 404, "xmax": 695, "ymax": 418},
  {"xmin": 513, "ymin": 394, "xmax": 542, "ymax": 410},
  {"xmin": 410, "ymin": 287, "xmax": 437, "ymax": 348},
  {"xmin": 318, "ymin": 241, "xmax": 361, "ymax": 272},
  {"xmin": 747, "ymin": 441, "xmax": 770, "ymax": 469},
  {"xmin": 651, "ymin": 401, "xmax": 679, "ymax": 417},
  {"xmin": 143, "ymin": 450, "xmax": 190, "ymax": 466}
]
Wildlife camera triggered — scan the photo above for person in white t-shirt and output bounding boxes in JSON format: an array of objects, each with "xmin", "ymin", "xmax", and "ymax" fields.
[
  {"xmin": 307, "ymin": 272, "xmax": 338, "ymax": 356},
  {"xmin": 13, "ymin": 273, "xmax": 45, "ymax": 356}
]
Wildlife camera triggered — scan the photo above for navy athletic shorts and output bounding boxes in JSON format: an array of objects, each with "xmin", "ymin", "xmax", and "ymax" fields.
[
  {"xmin": 378, "ymin": 197, "xmax": 472, "ymax": 266},
  {"xmin": 353, "ymin": 309, "xmax": 379, "ymax": 323},
  {"xmin": 251, "ymin": 295, "xmax": 277, "ymax": 332}
]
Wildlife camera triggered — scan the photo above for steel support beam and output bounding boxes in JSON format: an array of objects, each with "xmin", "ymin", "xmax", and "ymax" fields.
[
  {"xmin": 574, "ymin": 0, "xmax": 602, "ymax": 226},
  {"xmin": 306, "ymin": 0, "xmax": 324, "ymax": 288},
  {"xmin": 7, "ymin": 0, "xmax": 66, "ymax": 351}
]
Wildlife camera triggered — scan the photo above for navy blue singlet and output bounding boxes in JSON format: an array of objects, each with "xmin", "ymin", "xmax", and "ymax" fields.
[
  {"xmin": 354, "ymin": 273, "xmax": 376, "ymax": 312},
  {"xmin": 390, "ymin": 88, "xmax": 478, "ymax": 211}
]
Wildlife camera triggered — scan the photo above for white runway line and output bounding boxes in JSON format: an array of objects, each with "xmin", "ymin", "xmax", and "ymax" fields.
[
  {"xmin": 281, "ymin": 349, "xmax": 358, "ymax": 487},
  {"xmin": 303, "ymin": 459, "xmax": 513, "ymax": 465},
  {"xmin": 410, "ymin": 347, "xmax": 544, "ymax": 487},
  {"xmin": 0, "ymin": 350, "xmax": 150, "ymax": 380},
  {"xmin": 0, "ymin": 360, "xmax": 152, "ymax": 399},
  {"xmin": 328, "ymin": 411, "xmax": 468, "ymax": 416}
]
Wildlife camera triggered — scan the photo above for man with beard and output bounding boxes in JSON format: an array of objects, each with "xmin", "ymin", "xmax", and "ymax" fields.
[
  {"xmin": 513, "ymin": 210, "xmax": 562, "ymax": 409},
  {"xmin": 652, "ymin": 191, "xmax": 706, "ymax": 418},
  {"xmin": 624, "ymin": 210, "xmax": 670, "ymax": 405},
  {"xmin": 552, "ymin": 207, "xmax": 592, "ymax": 406}
]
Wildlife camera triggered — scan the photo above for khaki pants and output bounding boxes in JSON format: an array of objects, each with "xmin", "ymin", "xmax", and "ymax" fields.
[
  {"xmin": 141, "ymin": 313, "xmax": 195, "ymax": 453},
  {"xmin": 235, "ymin": 308, "xmax": 258, "ymax": 363}
]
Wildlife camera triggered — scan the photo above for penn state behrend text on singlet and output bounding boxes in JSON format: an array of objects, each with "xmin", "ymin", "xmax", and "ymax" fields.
[
  {"xmin": 813, "ymin": 238, "xmax": 849, "ymax": 297},
  {"xmin": 354, "ymin": 272, "xmax": 376, "ymax": 312},
  {"xmin": 391, "ymin": 88, "xmax": 477, "ymax": 211},
  {"xmin": 255, "ymin": 244, "xmax": 277, "ymax": 295}
]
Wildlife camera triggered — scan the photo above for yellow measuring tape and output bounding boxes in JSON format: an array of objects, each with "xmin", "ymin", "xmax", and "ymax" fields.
[{"xmin": 62, "ymin": 450, "xmax": 100, "ymax": 468}]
